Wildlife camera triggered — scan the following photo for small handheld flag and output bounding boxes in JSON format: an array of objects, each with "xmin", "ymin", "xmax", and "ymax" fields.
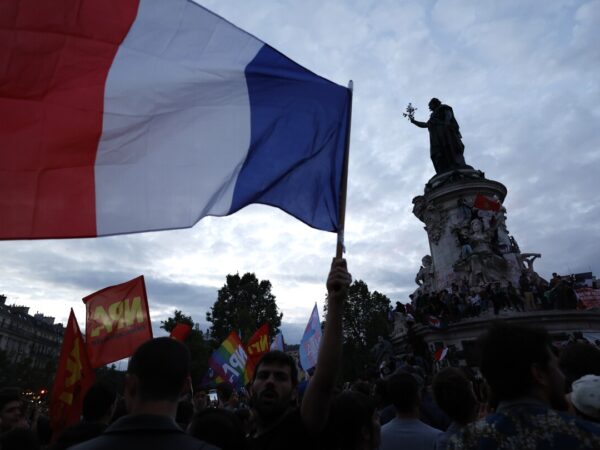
[{"xmin": 299, "ymin": 304, "xmax": 322, "ymax": 371}]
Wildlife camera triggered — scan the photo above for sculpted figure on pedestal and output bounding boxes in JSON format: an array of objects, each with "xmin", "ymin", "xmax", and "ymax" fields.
[
  {"xmin": 415, "ymin": 255, "xmax": 434, "ymax": 294},
  {"xmin": 519, "ymin": 253, "xmax": 541, "ymax": 274},
  {"xmin": 494, "ymin": 207, "xmax": 513, "ymax": 254},
  {"xmin": 412, "ymin": 196, "xmax": 426, "ymax": 222},
  {"xmin": 412, "ymin": 197, "xmax": 447, "ymax": 245},
  {"xmin": 453, "ymin": 218, "xmax": 507, "ymax": 286},
  {"xmin": 423, "ymin": 204, "xmax": 447, "ymax": 244},
  {"xmin": 410, "ymin": 98, "xmax": 470, "ymax": 174}
]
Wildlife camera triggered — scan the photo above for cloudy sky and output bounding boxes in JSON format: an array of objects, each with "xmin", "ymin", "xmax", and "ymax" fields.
[{"xmin": 1, "ymin": 0, "xmax": 598, "ymax": 345}]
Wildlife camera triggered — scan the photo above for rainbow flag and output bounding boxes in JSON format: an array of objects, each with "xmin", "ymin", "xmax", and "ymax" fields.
[{"xmin": 207, "ymin": 331, "xmax": 251, "ymax": 389}]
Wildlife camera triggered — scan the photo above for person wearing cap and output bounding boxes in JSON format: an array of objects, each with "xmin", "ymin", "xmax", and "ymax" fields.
[{"xmin": 569, "ymin": 375, "xmax": 600, "ymax": 424}]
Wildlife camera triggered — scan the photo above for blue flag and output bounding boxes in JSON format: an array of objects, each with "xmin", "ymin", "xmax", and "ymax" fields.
[{"xmin": 299, "ymin": 303, "xmax": 322, "ymax": 371}]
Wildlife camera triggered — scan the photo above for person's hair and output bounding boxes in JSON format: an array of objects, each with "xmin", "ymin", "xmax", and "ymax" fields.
[
  {"xmin": 0, "ymin": 387, "xmax": 20, "ymax": 411},
  {"xmin": 432, "ymin": 368, "xmax": 477, "ymax": 425},
  {"xmin": 253, "ymin": 350, "xmax": 298, "ymax": 387},
  {"xmin": 325, "ymin": 391, "xmax": 377, "ymax": 450},
  {"xmin": 127, "ymin": 337, "xmax": 190, "ymax": 401},
  {"xmin": 387, "ymin": 372, "xmax": 420, "ymax": 413},
  {"xmin": 559, "ymin": 342, "xmax": 600, "ymax": 391},
  {"xmin": 82, "ymin": 382, "xmax": 116, "ymax": 422},
  {"xmin": 216, "ymin": 382, "xmax": 233, "ymax": 402},
  {"xmin": 429, "ymin": 98, "xmax": 441, "ymax": 108},
  {"xmin": 188, "ymin": 409, "xmax": 246, "ymax": 450},
  {"xmin": 479, "ymin": 323, "xmax": 552, "ymax": 401}
]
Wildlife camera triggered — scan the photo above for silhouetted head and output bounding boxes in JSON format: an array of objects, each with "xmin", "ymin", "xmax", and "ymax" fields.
[
  {"xmin": 82, "ymin": 382, "xmax": 117, "ymax": 423},
  {"xmin": 388, "ymin": 372, "xmax": 420, "ymax": 415},
  {"xmin": 126, "ymin": 337, "xmax": 191, "ymax": 403},
  {"xmin": 428, "ymin": 98, "xmax": 442, "ymax": 111},
  {"xmin": 326, "ymin": 391, "xmax": 380, "ymax": 450},
  {"xmin": 479, "ymin": 323, "xmax": 567, "ymax": 409},
  {"xmin": 433, "ymin": 368, "xmax": 478, "ymax": 425},
  {"xmin": 559, "ymin": 342, "xmax": 600, "ymax": 392}
]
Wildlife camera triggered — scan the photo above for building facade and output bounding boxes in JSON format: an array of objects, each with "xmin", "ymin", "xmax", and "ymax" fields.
[{"xmin": 0, "ymin": 295, "xmax": 64, "ymax": 369}]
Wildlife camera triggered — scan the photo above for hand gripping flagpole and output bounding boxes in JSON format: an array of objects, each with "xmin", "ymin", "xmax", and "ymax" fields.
[{"xmin": 336, "ymin": 80, "xmax": 354, "ymax": 258}]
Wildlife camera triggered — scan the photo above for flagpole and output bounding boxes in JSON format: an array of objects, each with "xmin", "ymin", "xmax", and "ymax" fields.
[{"xmin": 336, "ymin": 80, "xmax": 354, "ymax": 258}]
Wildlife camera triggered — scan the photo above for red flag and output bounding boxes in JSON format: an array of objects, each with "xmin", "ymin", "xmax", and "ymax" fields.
[
  {"xmin": 83, "ymin": 276, "xmax": 153, "ymax": 368},
  {"xmin": 49, "ymin": 309, "xmax": 95, "ymax": 438},
  {"xmin": 473, "ymin": 194, "xmax": 501, "ymax": 212},
  {"xmin": 170, "ymin": 323, "xmax": 192, "ymax": 342},
  {"xmin": 245, "ymin": 324, "xmax": 270, "ymax": 378}
]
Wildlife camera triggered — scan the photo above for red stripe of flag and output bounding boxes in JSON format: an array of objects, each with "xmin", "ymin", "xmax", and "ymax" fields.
[
  {"xmin": 0, "ymin": 0, "xmax": 139, "ymax": 239},
  {"xmin": 473, "ymin": 194, "xmax": 501, "ymax": 212}
]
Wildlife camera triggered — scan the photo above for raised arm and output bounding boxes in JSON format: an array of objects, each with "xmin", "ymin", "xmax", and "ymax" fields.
[
  {"xmin": 300, "ymin": 257, "xmax": 351, "ymax": 434},
  {"xmin": 410, "ymin": 117, "xmax": 428, "ymax": 128}
]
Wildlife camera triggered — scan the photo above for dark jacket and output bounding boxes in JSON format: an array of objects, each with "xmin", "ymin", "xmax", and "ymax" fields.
[{"xmin": 68, "ymin": 414, "xmax": 220, "ymax": 450}]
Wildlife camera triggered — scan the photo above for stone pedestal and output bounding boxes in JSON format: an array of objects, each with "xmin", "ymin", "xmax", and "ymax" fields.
[{"xmin": 411, "ymin": 169, "xmax": 538, "ymax": 294}]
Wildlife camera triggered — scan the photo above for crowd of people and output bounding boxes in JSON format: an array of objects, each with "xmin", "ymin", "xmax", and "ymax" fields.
[
  {"xmin": 399, "ymin": 272, "xmax": 588, "ymax": 328},
  {"xmin": 1, "ymin": 260, "xmax": 600, "ymax": 449}
]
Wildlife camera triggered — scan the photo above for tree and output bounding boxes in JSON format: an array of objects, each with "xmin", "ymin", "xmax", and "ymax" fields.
[
  {"xmin": 161, "ymin": 310, "xmax": 194, "ymax": 332},
  {"xmin": 160, "ymin": 310, "xmax": 211, "ymax": 387},
  {"xmin": 327, "ymin": 279, "xmax": 391, "ymax": 381},
  {"xmin": 206, "ymin": 273, "xmax": 282, "ymax": 344}
]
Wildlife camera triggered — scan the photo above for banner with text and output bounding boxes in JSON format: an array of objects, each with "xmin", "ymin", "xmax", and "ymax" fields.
[
  {"xmin": 208, "ymin": 331, "xmax": 251, "ymax": 389},
  {"xmin": 83, "ymin": 275, "xmax": 153, "ymax": 368},
  {"xmin": 577, "ymin": 288, "xmax": 600, "ymax": 309},
  {"xmin": 245, "ymin": 324, "xmax": 269, "ymax": 378}
]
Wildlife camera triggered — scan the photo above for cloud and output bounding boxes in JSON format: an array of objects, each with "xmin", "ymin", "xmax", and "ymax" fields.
[{"xmin": 2, "ymin": 0, "xmax": 599, "ymax": 345}]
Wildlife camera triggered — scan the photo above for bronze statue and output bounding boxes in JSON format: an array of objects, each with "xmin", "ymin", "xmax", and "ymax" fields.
[{"xmin": 409, "ymin": 98, "xmax": 470, "ymax": 174}]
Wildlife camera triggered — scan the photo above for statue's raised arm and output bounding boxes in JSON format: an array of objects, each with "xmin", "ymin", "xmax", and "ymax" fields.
[{"xmin": 409, "ymin": 98, "xmax": 470, "ymax": 174}]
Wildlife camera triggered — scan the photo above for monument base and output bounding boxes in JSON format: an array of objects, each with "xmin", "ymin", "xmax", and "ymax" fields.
[{"xmin": 412, "ymin": 169, "xmax": 539, "ymax": 294}]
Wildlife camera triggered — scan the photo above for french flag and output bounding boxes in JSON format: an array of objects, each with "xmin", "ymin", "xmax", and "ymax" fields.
[{"xmin": 0, "ymin": 0, "xmax": 351, "ymax": 239}]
